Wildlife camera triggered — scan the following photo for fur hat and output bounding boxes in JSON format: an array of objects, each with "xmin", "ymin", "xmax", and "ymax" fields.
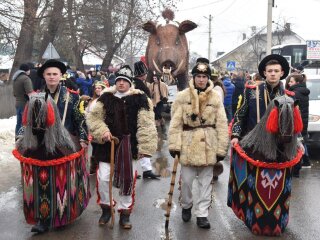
[
  {"xmin": 191, "ymin": 57, "xmax": 211, "ymax": 77},
  {"xmin": 258, "ymin": 54, "xmax": 289, "ymax": 80},
  {"xmin": 134, "ymin": 61, "xmax": 148, "ymax": 77},
  {"xmin": 115, "ymin": 65, "xmax": 133, "ymax": 86},
  {"xmin": 211, "ymin": 68, "xmax": 219, "ymax": 78},
  {"xmin": 94, "ymin": 81, "xmax": 107, "ymax": 89},
  {"xmin": 37, "ymin": 59, "xmax": 67, "ymax": 77},
  {"xmin": 19, "ymin": 63, "xmax": 30, "ymax": 72}
]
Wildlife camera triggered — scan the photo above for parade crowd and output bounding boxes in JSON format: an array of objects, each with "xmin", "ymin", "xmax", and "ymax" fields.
[{"xmin": 12, "ymin": 54, "xmax": 310, "ymax": 236}]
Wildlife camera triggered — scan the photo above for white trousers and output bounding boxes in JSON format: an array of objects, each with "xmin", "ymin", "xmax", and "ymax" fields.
[
  {"xmin": 97, "ymin": 162, "xmax": 132, "ymax": 210},
  {"xmin": 139, "ymin": 157, "xmax": 152, "ymax": 171},
  {"xmin": 180, "ymin": 165, "xmax": 214, "ymax": 217}
]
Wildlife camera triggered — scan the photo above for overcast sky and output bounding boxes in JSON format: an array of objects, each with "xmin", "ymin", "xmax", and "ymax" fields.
[{"xmin": 171, "ymin": 0, "xmax": 320, "ymax": 60}]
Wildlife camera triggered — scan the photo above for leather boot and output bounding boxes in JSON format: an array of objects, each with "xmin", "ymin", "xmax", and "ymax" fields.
[
  {"xmin": 196, "ymin": 217, "xmax": 211, "ymax": 229},
  {"xmin": 99, "ymin": 204, "xmax": 112, "ymax": 225},
  {"xmin": 31, "ymin": 220, "xmax": 49, "ymax": 233},
  {"xmin": 119, "ymin": 210, "xmax": 132, "ymax": 229},
  {"xmin": 90, "ymin": 156, "xmax": 98, "ymax": 174},
  {"xmin": 143, "ymin": 170, "xmax": 160, "ymax": 180},
  {"xmin": 182, "ymin": 206, "xmax": 192, "ymax": 222}
]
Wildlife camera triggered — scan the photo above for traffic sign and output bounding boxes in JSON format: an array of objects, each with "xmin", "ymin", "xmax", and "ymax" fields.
[
  {"xmin": 306, "ymin": 40, "xmax": 320, "ymax": 60},
  {"xmin": 227, "ymin": 61, "xmax": 236, "ymax": 71},
  {"xmin": 42, "ymin": 42, "xmax": 60, "ymax": 59},
  {"xmin": 95, "ymin": 64, "xmax": 102, "ymax": 71}
]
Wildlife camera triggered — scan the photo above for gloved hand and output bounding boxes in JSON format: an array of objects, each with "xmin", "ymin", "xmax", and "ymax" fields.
[
  {"xmin": 169, "ymin": 150, "xmax": 180, "ymax": 158},
  {"xmin": 216, "ymin": 155, "xmax": 225, "ymax": 162}
]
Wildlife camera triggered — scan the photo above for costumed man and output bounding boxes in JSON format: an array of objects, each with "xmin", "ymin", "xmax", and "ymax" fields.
[
  {"xmin": 133, "ymin": 60, "xmax": 151, "ymax": 98},
  {"xmin": 149, "ymin": 72, "xmax": 169, "ymax": 136},
  {"xmin": 133, "ymin": 61, "xmax": 161, "ymax": 179},
  {"xmin": 228, "ymin": 54, "xmax": 305, "ymax": 235},
  {"xmin": 86, "ymin": 65, "xmax": 157, "ymax": 229},
  {"xmin": 230, "ymin": 54, "xmax": 291, "ymax": 144},
  {"xmin": 168, "ymin": 58, "xmax": 229, "ymax": 229},
  {"xmin": 39, "ymin": 59, "xmax": 88, "ymax": 148},
  {"xmin": 15, "ymin": 59, "xmax": 89, "ymax": 233}
]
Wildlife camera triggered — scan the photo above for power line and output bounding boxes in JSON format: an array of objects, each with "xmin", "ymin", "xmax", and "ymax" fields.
[{"xmin": 177, "ymin": 0, "xmax": 224, "ymax": 11}]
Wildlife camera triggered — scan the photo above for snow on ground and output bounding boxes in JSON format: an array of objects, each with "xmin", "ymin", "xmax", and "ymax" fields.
[
  {"xmin": 0, "ymin": 116, "xmax": 16, "ymax": 164},
  {"xmin": 0, "ymin": 116, "xmax": 16, "ymax": 144}
]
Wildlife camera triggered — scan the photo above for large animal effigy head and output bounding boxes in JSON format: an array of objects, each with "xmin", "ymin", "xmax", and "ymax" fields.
[{"xmin": 143, "ymin": 9, "xmax": 197, "ymax": 90}]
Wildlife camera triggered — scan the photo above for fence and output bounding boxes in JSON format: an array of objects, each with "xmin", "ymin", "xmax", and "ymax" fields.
[{"xmin": 0, "ymin": 84, "xmax": 15, "ymax": 119}]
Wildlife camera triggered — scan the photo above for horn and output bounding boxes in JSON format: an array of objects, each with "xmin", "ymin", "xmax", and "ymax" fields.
[
  {"xmin": 152, "ymin": 59, "xmax": 162, "ymax": 73},
  {"xmin": 266, "ymin": 107, "xmax": 279, "ymax": 133},
  {"xmin": 46, "ymin": 101, "xmax": 55, "ymax": 126},
  {"xmin": 293, "ymin": 106, "xmax": 303, "ymax": 133},
  {"xmin": 173, "ymin": 59, "xmax": 184, "ymax": 76}
]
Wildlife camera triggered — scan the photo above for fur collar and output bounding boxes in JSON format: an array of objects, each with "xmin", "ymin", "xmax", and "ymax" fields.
[
  {"xmin": 101, "ymin": 85, "xmax": 145, "ymax": 96},
  {"xmin": 189, "ymin": 79, "xmax": 214, "ymax": 115}
]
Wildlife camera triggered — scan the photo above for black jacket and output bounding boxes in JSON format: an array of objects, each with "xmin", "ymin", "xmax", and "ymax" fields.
[{"xmin": 289, "ymin": 83, "xmax": 310, "ymax": 136}]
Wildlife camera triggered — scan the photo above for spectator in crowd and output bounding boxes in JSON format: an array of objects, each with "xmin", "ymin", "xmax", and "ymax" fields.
[
  {"xmin": 286, "ymin": 73, "xmax": 311, "ymax": 175},
  {"xmin": 222, "ymin": 72, "xmax": 235, "ymax": 123},
  {"xmin": 27, "ymin": 62, "xmax": 45, "ymax": 91},
  {"xmin": 76, "ymin": 71, "xmax": 93, "ymax": 96},
  {"xmin": 231, "ymin": 72, "xmax": 245, "ymax": 115},
  {"xmin": 210, "ymin": 69, "xmax": 225, "ymax": 102},
  {"xmin": 12, "ymin": 63, "xmax": 34, "ymax": 138},
  {"xmin": 108, "ymin": 73, "xmax": 116, "ymax": 86}
]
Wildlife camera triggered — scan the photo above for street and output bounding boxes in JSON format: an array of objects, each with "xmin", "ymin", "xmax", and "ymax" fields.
[{"xmin": 0, "ymin": 132, "xmax": 320, "ymax": 240}]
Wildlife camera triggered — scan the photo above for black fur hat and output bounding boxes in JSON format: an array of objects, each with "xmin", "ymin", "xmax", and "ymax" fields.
[
  {"xmin": 134, "ymin": 61, "xmax": 148, "ymax": 77},
  {"xmin": 191, "ymin": 57, "xmax": 211, "ymax": 77},
  {"xmin": 37, "ymin": 59, "xmax": 67, "ymax": 77},
  {"xmin": 258, "ymin": 54, "xmax": 290, "ymax": 80}
]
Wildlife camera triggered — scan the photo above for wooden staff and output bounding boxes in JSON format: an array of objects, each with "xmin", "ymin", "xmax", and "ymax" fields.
[
  {"xmin": 165, "ymin": 154, "xmax": 179, "ymax": 229},
  {"xmin": 109, "ymin": 136, "xmax": 119, "ymax": 229}
]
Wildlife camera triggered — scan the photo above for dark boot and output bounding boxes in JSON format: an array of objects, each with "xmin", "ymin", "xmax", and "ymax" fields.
[
  {"xmin": 143, "ymin": 170, "xmax": 160, "ymax": 180},
  {"xmin": 182, "ymin": 206, "xmax": 192, "ymax": 222},
  {"xmin": 196, "ymin": 217, "xmax": 211, "ymax": 229},
  {"xmin": 119, "ymin": 210, "xmax": 132, "ymax": 229},
  {"xmin": 31, "ymin": 220, "xmax": 49, "ymax": 233},
  {"xmin": 90, "ymin": 156, "xmax": 98, "ymax": 174},
  {"xmin": 99, "ymin": 204, "xmax": 112, "ymax": 225}
]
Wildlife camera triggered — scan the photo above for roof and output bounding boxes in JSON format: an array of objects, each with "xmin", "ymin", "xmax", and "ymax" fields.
[{"xmin": 211, "ymin": 26, "xmax": 305, "ymax": 64}]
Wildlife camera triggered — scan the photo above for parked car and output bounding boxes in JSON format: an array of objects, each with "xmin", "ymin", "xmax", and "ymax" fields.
[{"xmin": 306, "ymin": 75, "xmax": 320, "ymax": 146}]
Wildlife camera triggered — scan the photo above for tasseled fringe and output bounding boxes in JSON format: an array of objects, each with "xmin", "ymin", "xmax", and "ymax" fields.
[
  {"xmin": 118, "ymin": 170, "xmax": 138, "ymax": 213},
  {"xmin": 46, "ymin": 101, "xmax": 55, "ymax": 126},
  {"xmin": 266, "ymin": 107, "xmax": 279, "ymax": 133},
  {"xmin": 22, "ymin": 105, "xmax": 29, "ymax": 126}
]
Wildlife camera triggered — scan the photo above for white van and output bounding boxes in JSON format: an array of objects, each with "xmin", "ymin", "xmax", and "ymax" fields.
[{"xmin": 306, "ymin": 75, "xmax": 320, "ymax": 145}]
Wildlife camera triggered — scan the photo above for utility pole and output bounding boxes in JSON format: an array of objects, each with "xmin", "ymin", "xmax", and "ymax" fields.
[
  {"xmin": 266, "ymin": 0, "xmax": 274, "ymax": 55},
  {"xmin": 204, "ymin": 14, "xmax": 212, "ymax": 61},
  {"xmin": 208, "ymin": 14, "xmax": 212, "ymax": 61}
]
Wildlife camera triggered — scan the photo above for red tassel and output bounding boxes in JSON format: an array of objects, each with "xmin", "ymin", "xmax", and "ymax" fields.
[
  {"xmin": 22, "ymin": 105, "xmax": 29, "ymax": 126},
  {"xmin": 266, "ymin": 107, "xmax": 279, "ymax": 133},
  {"xmin": 46, "ymin": 101, "xmax": 55, "ymax": 126},
  {"xmin": 293, "ymin": 106, "xmax": 303, "ymax": 133}
]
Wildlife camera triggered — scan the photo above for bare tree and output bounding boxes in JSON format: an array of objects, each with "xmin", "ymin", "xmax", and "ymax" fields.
[
  {"xmin": 37, "ymin": 0, "xmax": 64, "ymax": 63},
  {"xmin": 9, "ymin": 0, "xmax": 39, "ymax": 83}
]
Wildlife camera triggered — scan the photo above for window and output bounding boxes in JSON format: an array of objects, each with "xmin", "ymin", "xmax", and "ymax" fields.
[{"xmin": 307, "ymin": 79, "xmax": 320, "ymax": 100}]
